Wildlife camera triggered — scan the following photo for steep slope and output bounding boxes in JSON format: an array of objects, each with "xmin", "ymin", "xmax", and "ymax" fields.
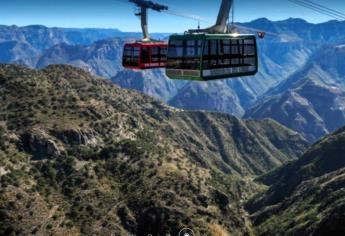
[
  {"xmin": 0, "ymin": 64, "xmax": 307, "ymax": 235},
  {"xmin": 37, "ymin": 39, "xmax": 125, "ymax": 78},
  {"xmin": 111, "ymin": 69, "xmax": 186, "ymax": 101},
  {"xmin": 246, "ymin": 45, "xmax": 345, "ymax": 142},
  {"xmin": 170, "ymin": 113, "xmax": 308, "ymax": 175},
  {"xmin": 246, "ymin": 127, "xmax": 345, "ymax": 236},
  {"xmin": 0, "ymin": 40, "xmax": 40, "ymax": 67},
  {"xmin": 169, "ymin": 80, "xmax": 244, "ymax": 115}
]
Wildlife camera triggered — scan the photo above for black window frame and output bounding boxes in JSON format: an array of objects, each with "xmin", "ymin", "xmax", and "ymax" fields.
[
  {"xmin": 123, "ymin": 46, "xmax": 140, "ymax": 67},
  {"xmin": 151, "ymin": 46, "xmax": 159, "ymax": 63},
  {"xmin": 167, "ymin": 39, "xmax": 202, "ymax": 70},
  {"xmin": 141, "ymin": 46, "xmax": 150, "ymax": 64},
  {"xmin": 202, "ymin": 37, "xmax": 257, "ymax": 70},
  {"xmin": 159, "ymin": 46, "xmax": 168, "ymax": 63}
]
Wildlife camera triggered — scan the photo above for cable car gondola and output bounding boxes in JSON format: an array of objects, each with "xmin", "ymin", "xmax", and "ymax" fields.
[
  {"xmin": 166, "ymin": 33, "xmax": 258, "ymax": 81},
  {"xmin": 122, "ymin": 0, "xmax": 168, "ymax": 70},
  {"xmin": 123, "ymin": 41, "xmax": 167, "ymax": 69},
  {"xmin": 166, "ymin": 0, "xmax": 259, "ymax": 81}
]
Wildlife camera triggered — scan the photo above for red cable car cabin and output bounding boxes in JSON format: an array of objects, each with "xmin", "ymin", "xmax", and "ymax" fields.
[{"xmin": 122, "ymin": 42, "xmax": 168, "ymax": 70}]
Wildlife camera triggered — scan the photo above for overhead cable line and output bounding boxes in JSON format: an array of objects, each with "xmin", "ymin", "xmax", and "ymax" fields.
[
  {"xmin": 165, "ymin": 10, "xmax": 208, "ymax": 23},
  {"xmin": 300, "ymin": 0, "xmax": 345, "ymax": 18},
  {"xmin": 288, "ymin": 0, "xmax": 345, "ymax": 21}
]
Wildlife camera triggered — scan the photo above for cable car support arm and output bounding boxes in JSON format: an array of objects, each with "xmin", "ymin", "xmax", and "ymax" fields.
[
  {"xmin": 129, "ymin": 0, "xmax": 168, "ymax": 42},
  {"xmin": 189, "ymin": 0, "xmax": 233, "ymax": 34}
]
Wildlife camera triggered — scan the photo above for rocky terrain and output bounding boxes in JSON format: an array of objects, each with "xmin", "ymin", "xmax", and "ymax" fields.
[
  {"xmin": 36, "ymin": 39, "xmax": 126, "ymax": 78},
  {"xmin": 111, "ymin": 69, "xmax": 186, "ymax": 102},
  {"xmin": 0, "ymin": 64, "xmax": 308, "ymax": 235},
  {"xmin": 1, "ymin": 64, "xmax": 345, "ymax": 235},
  {"xmin": 246, "ymin": 44, "xmax": 345, "ymax": 142},
  {"xmin": 1, "ymin": 17, "xmax": 345, "ymax": 236},
  {"xmin": 246, "ymin": 126, "xmax": 345, "ymax": 235}
]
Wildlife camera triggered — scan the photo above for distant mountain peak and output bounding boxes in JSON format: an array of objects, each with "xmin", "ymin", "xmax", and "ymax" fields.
[
  {"xmin": 248, "ymin": 17, "xmax": 309, "ymax": 25},
  {"xmin": 248, "ymin": 17, "xmax": 272, "ymax": 24},
  {"xmin": 283, "ymin": 17, "xmax": 309, "ymax": 23},
  {"xmin": 24, "ymin": 25, "xmax": 50, "ymax": 30}
]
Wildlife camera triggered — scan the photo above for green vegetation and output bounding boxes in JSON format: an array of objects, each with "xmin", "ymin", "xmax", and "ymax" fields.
[
  {"xmin": 1, "ymin": 64, "xmax": 333, "ymax": 236},
  {"xmin": 247, "ymin": 128, "xmax": 345, "ymax": 235}
]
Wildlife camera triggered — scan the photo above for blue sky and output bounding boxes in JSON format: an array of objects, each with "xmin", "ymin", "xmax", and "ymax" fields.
[{"xmin": 0, "ymin": 0, "xmax": 344, "ymax": 32}]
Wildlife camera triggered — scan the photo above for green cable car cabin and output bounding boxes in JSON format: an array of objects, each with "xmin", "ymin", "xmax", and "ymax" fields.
[{"xmin": 166, "ymin": 34, "xmax": 258, "ymax": 81}]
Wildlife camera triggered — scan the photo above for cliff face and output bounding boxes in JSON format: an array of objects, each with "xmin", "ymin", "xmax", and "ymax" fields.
[
  {"xmin": 246, "ymin": 127, "xmax": 345, "ymax": 236},
  {"xmin": 246, "ymin": 45, "xmax": 345, "ymax": 142},
  {"xmin": 0, "ymin": 64, "xmax": 308, "ymax": 235},
  {"xmin": 36, "ymin": 39, "xmax": 126, "ymax": 78}
]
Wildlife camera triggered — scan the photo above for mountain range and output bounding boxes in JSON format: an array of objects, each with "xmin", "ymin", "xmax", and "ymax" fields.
[
  {"xmin": 1, "ymin": 64, "xmax": 345, "ymax": 235},
  {"xmin": 240, "ymin": 18, "xmax": 345, "ymax": 43},
  {"xmin": 246, "ymin": 44, "xmax": 345, "ymax": 142},
  {"xmin": 36, "ymin": 39, "xmax": 125, "ymax": 78},
  {"xmin": 1, "ymin": 18, "xmax": 345, "ymax": 141},
  {"xmin": 0, "ymin": 25, "xmax": 167, "ymax": 70}
]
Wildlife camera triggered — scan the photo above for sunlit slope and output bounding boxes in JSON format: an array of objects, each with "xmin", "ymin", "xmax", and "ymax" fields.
[{"xmin": 0, "ymin": 64, "xmax": 307, "ymax": 235}]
